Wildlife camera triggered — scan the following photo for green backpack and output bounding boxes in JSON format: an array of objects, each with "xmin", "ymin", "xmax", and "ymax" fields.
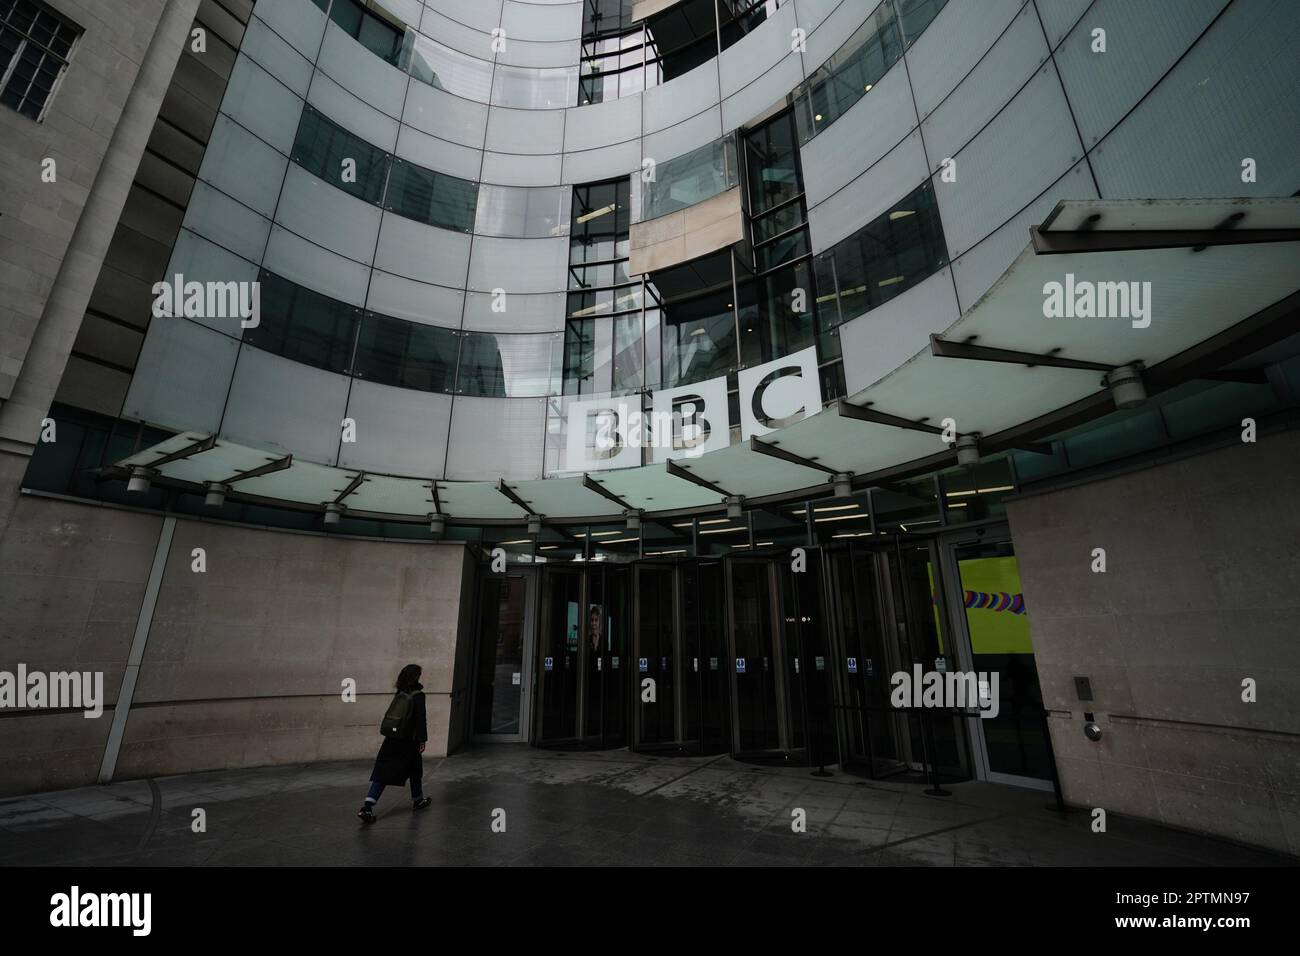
[{"xmin": 380, "ymin": 690, "xmax": 416, "ymax": 738}]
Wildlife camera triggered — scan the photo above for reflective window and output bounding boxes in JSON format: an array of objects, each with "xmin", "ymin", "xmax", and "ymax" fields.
[
  {"xmin": 642, "ymin": 135, "xmax": 739, "ymax": 221},
  {"xmin": 246, "ymin": 270, "xmax": 360, "ymax": 374},
  {"xmin": 400, "ymin": 30, "xmax": 494, "ymax": 102},
  {"xmin": 645, "ymin": 0, "xmax": 723, "ymax": 82},
  {"xmin": 458, "ymin": 331, "xmax": 561, "ymax": 397},
  {"xmin": 736, "ymin": 258, "xmax": 815, "ymax": 368},
  {"xmin": 793, "ymin": 1, "xmax": 904, "ymax": 144},
  {"xmin": 328, "ymin": 0, "xmax": 403, "ymax": 66},
  {"xmin": 718, "ymin": 0, "xmax": 780, "ymax": 52},
  {"xmin": 475, "ymin": 184, "xmax": 571, "ymax": 239},
  {"xmin": 0, "ymin": 0, "xmax": 80, "ymax": 122},
  {"xmin": 291, "ymin": 105, "xmax": 390, "ymax": 205},
  {"xmin": 384, "ymin": 156, "xmax": 478, "ymax": 233},
  {"xmin": 896, "ymin": 0, "xmax": 949, "ymax": 46},
  {"xmin": 814, "ymin": 180, "xmax": 948, "ymax": 328},
  {"xmin": 653, "ymin": 252, "xmax": 738, "ymax": 388},
  {"xmin": 353, "ymin": 312, "xmax": 459, "ymax": 392}
]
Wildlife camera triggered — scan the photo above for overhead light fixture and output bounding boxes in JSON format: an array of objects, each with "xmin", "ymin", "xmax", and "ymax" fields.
[
  {"xmin": 576, "ymin": 203, "xmax": 616, "ymax": 224},
  {"xmin": 888, "ymin": 209, "xmax": 914, "ymax": 220},
  {"xmin": 428, "ymin": 513, "xmax": 446, "ymax": 537},
  {"xmin": 1104, "ymin": 363, "xmax": 1147, "ymax": 409},
  {"xmin": 832, "ymin": 472, "xmax": 852, "ymax": 498},
  {"xmin": 864, "ymin": 83, "xmax": 873, "ymax": 92},
  {"xmin": 323, "ymin": 502, "xmax": 344, "ymax": 526},
  {"xmin": 625, "ymin": 509, "xmax": 642, "ymax": 531},
  {"xmin": 126, "ymin": 466, "xmax": 154, "ymax": 493},
  {"xmin": 527, "ymin": 514, "xmax": 542, "ymax": 535},
  {"xmin": 954, "ymin": 433, "xmax": 981, "ymax": 466},
  {"xmin": 877, "ymin": 275, "xmax": 905, "ymax": 287},
  {"xmin": 725, "ymin": 495, "xmax": 744, "ymax": 519},
  {"xmin": 203, "ymin": 481, "xmax": 229, "ymax": 507},
  {"xmin": 814, "ymin": 114, "xmax": 823, "ymax": 121}
]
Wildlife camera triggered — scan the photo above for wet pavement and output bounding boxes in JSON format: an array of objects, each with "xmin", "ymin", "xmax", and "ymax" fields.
[{"xmin": 0, "ymin": 746, "xmax": 1291, "ymax": 866}]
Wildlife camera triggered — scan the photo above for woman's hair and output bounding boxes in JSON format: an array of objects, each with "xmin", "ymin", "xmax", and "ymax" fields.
[{"xmin": 395, "ymin": 664, "xmax": 422, "ymax": 692}]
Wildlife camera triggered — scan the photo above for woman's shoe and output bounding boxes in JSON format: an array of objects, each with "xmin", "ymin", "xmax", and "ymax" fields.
[
  {"xmin": 412, "ymin": 797, "xmax": 432, "ymax": 810},
  {"xmin": 356, "ymin": 805, "xmax": 376, "ymax": 824}
]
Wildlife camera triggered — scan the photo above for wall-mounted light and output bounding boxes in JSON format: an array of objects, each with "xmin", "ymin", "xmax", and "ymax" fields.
[
  {"xmin": 203, "ymin": 481, "xmax": 229, "ymax": 507},
  {"xmin": 428, "ymin": 513, "xmax": 446, "ymax": 537},
  {"xmin": 725, "ymin": 495, "xmax": 744, "ymax": 520},
  {"xmin": 625, "ymin": 509, "xmax": 642, "ymax": 531},
  {"xmin": 1104, "ymin": 363, "xmax": 1146, "ymax": 409},
  {"xmin": 323, "ymin": 502, "xmax": 344, "ymax": 526},
  {"xmin": 126, "ymin": 466, "xmax": 154, "ymax": 493},
  {"xmin": 527, "ymin": 514, "xmax": 542, "ymax": 535},
  {"xmin": 832, "ymin": 473, "xmax": 852, "ymax": 498},
  {"xmin": 954, "ymin": 433, "xmax": 981, "ymax": 466}
]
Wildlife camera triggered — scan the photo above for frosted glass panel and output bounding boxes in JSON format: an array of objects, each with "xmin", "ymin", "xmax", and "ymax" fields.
[
  {"xmin": 402, "ymin": 76, "xmax": 489, "ymax": 146},
  {"xmin": 402, "ymin": 31, "xmax": 494, "ymax": 102},
  {"xmin": 462, "ymin": 289, "xmax": 565, "ymax": 332},
  {"xmin": 456, "ymin": 331, "xmax": 563, "ymax": 397},
  {"xmin": 366, "ymin": 270, "xmax": 464, "ymax": 327},
  {"xmin": 474, "ymin": 184, "xmax": 571, "ymax": 238},
  {"xmin": 221, "ymin": 346, "xmax": 352, "ymax": 465},
  {"xmin": 307, "ymin": 70, "xmax": 400, "ymax": 151},
  {"xmin": 252, "ymin": 0, "xmax": 327, "ymax": 60},
  {"xmin": 125, "ymin": 319, "xmax": 239, "ymax": 433},
  {"xmin": 491, "ymin": 64, "xmax": 578, "ymax": 110},
  {"xmin": 395, "ymin": 124, "xmax": 481, "ymax": 181},
  {"xmin": 502, "ymin": 0, "xmax": 582, "ymax": 42},
  {"xmin": 374, "ymin": 212, "xmax": 473, "ymax": 287},
  {"xmin": 445, "ymin": 396, "xmax": 546, "ymax": 479},
  {"xmin": 467, "ymin": 235, "xmax": 569, "ymax": 293},
  {"xmin": 274, "ymin": 166, "xmax": 383, "ymax": 264},
  {"xmin": 338, "ymin": 379, "xmax": 453, "ymax": 477},
  {"xmin": 165, "ymin": 229, "xmax": 260, "ymax": 335},
  {"xmin": 182, "ymin": 181, "xmax": 272, "ymax": 264},
  {"xmin": 221, "ymin": 55, "xmax": 305, "ymax": 154},
  {"xmin": 263, "ymin": 226, "xmax": 373, "ymax": 306},
  {"xmin": 485, "ymin": 105, "xmax": 566, "ymax": 155},
  {"xmin": 238, "ymin": 19, "xmax": 314, "ymax": 96},
  {"xmin": 199, "ymin": 114, "xmax": 288, "ymax": 217},
  {"xmin": 318, "ymin": 22, "xmax": 408, "ymax": 118}
]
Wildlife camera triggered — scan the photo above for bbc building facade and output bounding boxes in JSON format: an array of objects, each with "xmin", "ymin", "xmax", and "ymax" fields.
[{"xmin": 0, "ymin": 0, "xmax": 1297, "ymax": 856}]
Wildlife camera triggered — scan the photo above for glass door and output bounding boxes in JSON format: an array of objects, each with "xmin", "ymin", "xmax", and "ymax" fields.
[
  {"xmin": 633, "ymin": 563, "xmax": 678, "ymax": 750},
  {"xmin": 681, "ymin": 560, "xmax": 729, "ymax": 754},
  {"xmin": 726, "ymin": 558, "xmax": 785, "ymax": 757},
  {"xmin": 471, "ymin": 571, "xmax": 536, "ymax": 742},
  {"xmin": 536, "ymin": 567, "xmax": 582, "ymax": 745},
  {"xmin": 941, "ymin": 532, "xmax": 1053, "ymax": 789},
  {"xmin": 828, "ymin": 546, "xmax": 908, "ymax": 777}
]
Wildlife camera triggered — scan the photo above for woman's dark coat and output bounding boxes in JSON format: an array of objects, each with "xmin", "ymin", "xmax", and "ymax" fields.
[{"xmin": 370, "ymin": 684, "xmax": 428, "ymax": 786}]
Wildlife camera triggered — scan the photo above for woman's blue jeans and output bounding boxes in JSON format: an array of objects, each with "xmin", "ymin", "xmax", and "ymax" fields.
[{"xmin": 366, "ymin": 777, "xmax": 423, "ymax": 804}]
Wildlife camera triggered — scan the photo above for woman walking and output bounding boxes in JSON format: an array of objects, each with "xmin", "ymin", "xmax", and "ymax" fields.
[{"xmin": 357, "ymin": 664, "xmax": 432, "ymax": 823}]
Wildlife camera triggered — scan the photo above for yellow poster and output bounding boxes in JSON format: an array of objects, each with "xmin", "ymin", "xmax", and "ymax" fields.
[{"xmin": 929, "ymin": 557, "xmax": 1033, "ymax": 655}]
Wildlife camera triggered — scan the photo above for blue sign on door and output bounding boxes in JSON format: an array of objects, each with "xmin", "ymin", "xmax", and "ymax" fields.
[
  {"xmin": 735, "ymin": 657, "xmax": 747, "ymax": 674},
  {"xmin": 847, "ymin": 657, "xmax": 858, "ymax": 674},
  {"xmin": 638, "ymin": 657, "xmax": 648, "ymax": 672},
  {"xmin": 544, "ymin": 657, "xmax": 554, "ymax": 672}
]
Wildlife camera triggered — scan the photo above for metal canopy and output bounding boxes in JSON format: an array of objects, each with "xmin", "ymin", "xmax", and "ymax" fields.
[{"xmin": 108, "ymin": 199, "xmax": 1300, "ymax": 524}]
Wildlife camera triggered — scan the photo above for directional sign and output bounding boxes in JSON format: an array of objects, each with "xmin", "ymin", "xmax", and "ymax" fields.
[
  {"xmin": 543, "ymin": 657, "xmax": 554, "ymax": 672},
  {"xmin": 638, "ymin": 657, "xmax": 648, "ymax": 673},
  {"xmin": 846, "ymin": 657, "xmax": 857, "ymax": 674},
  {"xmin": 736, "ymin": 657, "xmax": 747, "ymax": 674}
]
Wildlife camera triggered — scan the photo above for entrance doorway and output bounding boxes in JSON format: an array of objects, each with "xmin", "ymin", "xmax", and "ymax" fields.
[
  {"xmin": 939, "ymin": 532, "xmax": 1053, "ymax": 789},
  {"xmin": 535, "ymin": 565, "xmax": 630, "ymax": 748},
  {"xmin": 470, "ymin": 570, "xmax": 537, "ymax": 742}
]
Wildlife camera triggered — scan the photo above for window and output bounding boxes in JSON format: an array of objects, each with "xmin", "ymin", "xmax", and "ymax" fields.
[
  {"xmin": 245, "ymin": 271, "xmax": 361, "ymax": 374},
  {"xmin": 291, "ymin": 105, "xmax": 390, "ymax": 204},
  {"xmin": 641, "ymin": 135, "xmax": 739, "ymax": 221},
  {"xmin": 0, "ymin": 0, "xmax": 80, "ymax": 121},
  {"xmin": 384, "ymin": 156, "xmax": 477, "ymax": 233},
  {"xmin": 352, "ymin": 312, "xmax": 458, "ymax": 393},
  {"xmin": 327, "ymin": 0, "xmax": 402, "ymax": 66}
]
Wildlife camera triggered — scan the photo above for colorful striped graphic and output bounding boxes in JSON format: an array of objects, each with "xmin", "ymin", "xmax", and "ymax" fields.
[{"xmin": 930, "ymin": 590, "xmax": 1027, "ymax": 614}]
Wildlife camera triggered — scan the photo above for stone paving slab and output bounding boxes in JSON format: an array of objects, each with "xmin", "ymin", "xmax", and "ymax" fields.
[{"xmin": 0, "ymin": 745, "xmax": 1293, "ymax": 867}]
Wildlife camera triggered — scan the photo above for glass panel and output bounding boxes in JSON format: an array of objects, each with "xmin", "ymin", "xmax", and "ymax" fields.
[
  {"xmin": 246, "ymin": 270, "xmax": 359, "ymax": 374},
  {"xmin": 352, "ymin": 311, "xmax": 459, "ymax": 392},
  {"xmin": 939, "ymin": 457, "xmax": 1015, "ymax": 524},
  {"xmin": 730, "ymin": 561, "xmax": 780, "ymax": 752},
  {"xmin": 745, "ymin": 108, "xmax": 801, "ymax": 215},
  {"xmin": 400, "ymin": 30, "xmax": 494, "ymax": 101},
  {"xmin": 815, "ymin": 180, "xmax": 948, "ymax": 327},
  {"xmin": 491, "ymin": 63, "xmax": 579, "ymax": 110},
  {"xmin": 291, "ymin": 105, "xmax": 390, "ymax": 205},
  {"xmin": 954, "ymin": 540, "xmax": 1050, "ymax": 780},
  {"xmin": 472, "ymin": 575, "xmax": 527, "ymax": 735},
  {"xmin": 660, "ymin": 287, "xmax": 735, "ymax": 387},
  {"xmin": 793, "ymin": 0, "xmax": 903, "ymax": 143},
  {"xmin": 637, "ymin": 566, "xmax": 676, "ymax": 745},
  {"xmin": 737, "ymin": 258, "xmax": 816, "ymax": 367},
  {"xmin": 457, "ymin": 330, "xmax": 561, "ymax": 397},
  {"xmin": 384, "ymin": 155, "xmax": 478, "ymax": 232},
  {"xmin": 642, "ymin": 135, "xmax": 739, "ymax": 221},
  {"xmin": 896, "ymin": 0, "xmax": 950, "ymax": 47},
  {"xmin": 538, "ymin": 570, "xmax": 581, "ymax": 741},
  {"xmin": 475, "ymin": 183, "xmax": 571, "ymax": 238},
  {"xmin": 645, "ymin": 0, "xmax": 720, "ymax": 82}
]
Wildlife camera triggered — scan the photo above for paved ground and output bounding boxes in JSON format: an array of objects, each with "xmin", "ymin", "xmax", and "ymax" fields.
[{"xmin": 0, "ymin": 747, "xmax": 1291, "ymax": 866}]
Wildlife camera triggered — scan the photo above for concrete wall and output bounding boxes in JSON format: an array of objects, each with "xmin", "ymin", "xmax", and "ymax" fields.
[
  {"xmin": 1007, "ymin": 428, "xmax": 1300, "ymax": 855},
  {"xmin": 0, "ymin": 494, "xmax": 475, "ymax": 794}
]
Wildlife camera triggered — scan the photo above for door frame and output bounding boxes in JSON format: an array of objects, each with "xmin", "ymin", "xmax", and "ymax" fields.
[
  {"xmin": 470, "ymin": 567, "xmax": 539, "ymax": 744},
  {"xmin": 935, "ymin": 524, "xmax": 1053, "ymax": 791}
]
